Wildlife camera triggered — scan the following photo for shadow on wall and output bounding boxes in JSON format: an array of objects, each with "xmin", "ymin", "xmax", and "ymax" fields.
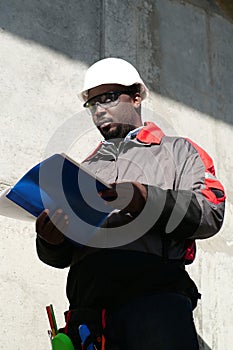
[
  {"xmin": 0, "ymin": 0, "xmax": 233, "ymax": 125},
  {"xmin": 0, "ymin": 0, "xmax": 102, "ymax": 65},
  {"xmin": 155, "ymin": 0, "xmax": 233, "ymax": 126}
]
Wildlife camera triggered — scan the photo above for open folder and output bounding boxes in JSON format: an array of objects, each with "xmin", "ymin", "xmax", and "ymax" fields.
[{"xmin": 0, "ymin": 154, "xmax": 112, "ymax": 229}]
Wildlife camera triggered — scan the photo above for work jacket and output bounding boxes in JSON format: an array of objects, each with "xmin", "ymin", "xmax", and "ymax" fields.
[{"xmin": 36, "ymin": 122, "xmax": 225, "ymax": 309}]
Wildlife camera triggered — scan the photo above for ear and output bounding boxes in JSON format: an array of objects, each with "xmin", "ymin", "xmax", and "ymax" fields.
[{"xmin": 132, "ymin": 93, "xmax": 142, "ymax": 108}]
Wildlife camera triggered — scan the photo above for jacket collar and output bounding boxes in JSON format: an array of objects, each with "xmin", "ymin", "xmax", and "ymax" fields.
[
  {"xmin": 136, "ymin": 122, "xmax": 165, "ymax": 144},
  {"xmin": 84, "ymin": 122, "xmax": 165, "ymax": 162}
]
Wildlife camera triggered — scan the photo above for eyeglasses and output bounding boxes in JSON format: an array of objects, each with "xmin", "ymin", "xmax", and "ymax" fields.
[{"xmin": 83, "ymin": 91, "xmax": 133, "ymax": 113}]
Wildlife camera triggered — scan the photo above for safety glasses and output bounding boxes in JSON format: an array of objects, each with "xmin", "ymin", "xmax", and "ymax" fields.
[{"xmin": 83, "ymin": 91, "xmax": 133, "ymax": 113}]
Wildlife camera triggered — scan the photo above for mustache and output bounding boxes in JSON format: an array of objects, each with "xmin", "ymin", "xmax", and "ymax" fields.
[{"xmin": 96, "ymin": 118, "xmax": 114, "ymax": 127}]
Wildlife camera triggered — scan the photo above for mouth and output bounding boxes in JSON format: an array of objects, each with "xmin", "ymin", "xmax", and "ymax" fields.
[
  {"xmin": 99, "ymin": 121, "xmax": 111, "ymax": 128},
  {"xmin": 97, "ymin": 119, "xmax": 114, "ymax": 130}
]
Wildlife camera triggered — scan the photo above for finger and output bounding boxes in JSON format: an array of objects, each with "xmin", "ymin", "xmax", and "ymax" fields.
[
  {"xmin": 46, "ymin": 209, "xmax": 68, "ymax": 234},
  {"xmin": 53, "ymin": 212, "xmax": 69, "ymax": 235},
  {"xmin": 36, "ymin": 209, "xmax": 50, "ymax": 234},
  {"xmin": 103, "ymin": 183, "xmax": 134, "ymax": 210},
  {"xmin": 98, "ymin": 188, "xmax": 118, "ymax": 201},
  {"xmin": 121, "ymin": 182, "xmax": 147, "ymax": 214},
  {"xmin": 36, "ymin": 209, "xmax": 68, "ymax": 244},
  {"xmin": 100, "ymin": 211, "xmax": 133, "ymax": 228}
]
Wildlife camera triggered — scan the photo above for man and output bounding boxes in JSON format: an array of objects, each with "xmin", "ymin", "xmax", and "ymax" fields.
[{"xmin": 36, "ymin": 58, "xmax": 225, "ymax": 349}]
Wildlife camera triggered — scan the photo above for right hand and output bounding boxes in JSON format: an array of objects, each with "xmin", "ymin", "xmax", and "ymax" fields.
[
  {"xmin": 36, "ymin": 209, "xmax": 69, "ymax": 245},
  {"xmin": 99, "ymin": 181, "xmax": 147, "ymax": 215}
]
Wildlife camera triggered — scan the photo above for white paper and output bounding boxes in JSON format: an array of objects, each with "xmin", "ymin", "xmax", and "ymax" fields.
[{"xmin": 0, "ymin": 187, "xmax": 35, "ymax": 221}]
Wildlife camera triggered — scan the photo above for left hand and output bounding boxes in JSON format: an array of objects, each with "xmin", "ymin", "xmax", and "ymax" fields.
[
  {"xmin": 36, "ymin": 209, "xmax": 68, "ymax": 245},
  {"xmin": 99, "ymin": 181, "xmax": 147, "ymax": 216}
]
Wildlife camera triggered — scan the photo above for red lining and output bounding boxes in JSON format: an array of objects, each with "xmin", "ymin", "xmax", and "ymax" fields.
[
  {"xmin": 136, "ymin": 122, "xmax": 165, "ymax": 144},
  {"xmin": 184, "ymin": 240, "xmax": 196, "ymax": 264},
  {"xmin": 202, "ymin": 178, "xmax": 225, "ymax": 204},
  {"xmin": 186, "ymin": 138, "xmax": 225, "ymax": 204},
  {"xmin": 64, "ymin": 310, "xmax": 72, "ymax": 334}
]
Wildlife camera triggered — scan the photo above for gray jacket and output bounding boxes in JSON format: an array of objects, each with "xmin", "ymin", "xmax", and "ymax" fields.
[
  {"xmin": 36, "ymin": 122, "xmax": 225, "ymax": 308},
  {"xmin": 80, "ymin": 121, "xmax": 225, "ymax": 260}
]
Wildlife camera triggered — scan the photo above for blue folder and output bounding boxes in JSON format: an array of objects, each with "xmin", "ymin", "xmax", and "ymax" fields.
[{"xmin": 6, "ymin": 154, "xmax": 112, "ymax": 243}]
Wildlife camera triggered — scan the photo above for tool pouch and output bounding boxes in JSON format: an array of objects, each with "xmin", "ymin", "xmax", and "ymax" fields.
[{"xmin": 60, "ymin": 307, "xmax": 106, "ymax": 350}]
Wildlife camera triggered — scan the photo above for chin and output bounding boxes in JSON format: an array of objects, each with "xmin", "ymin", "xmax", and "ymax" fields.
[{"xmin": 101, "ymin": 124, "xmax": 136, "ymax": 140}]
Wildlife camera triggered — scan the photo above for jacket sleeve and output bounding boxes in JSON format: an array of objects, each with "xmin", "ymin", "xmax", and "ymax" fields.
[
  {"xmin": 36, "ymin": 235, "xmax": 74, "ymax": 268},
  {"xmin": 147, "ymin": 138, "xmax": 226, "ymax": 240}
]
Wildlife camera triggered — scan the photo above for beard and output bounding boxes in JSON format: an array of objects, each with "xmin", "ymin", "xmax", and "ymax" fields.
[{"xmin": 98, "ymin": 123, "xmax": 136, "ymax": 141}]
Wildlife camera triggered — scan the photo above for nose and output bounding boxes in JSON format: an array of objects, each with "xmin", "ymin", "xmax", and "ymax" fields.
[
  {"xmin": 93, "ymin": 103, "xmax": 107, "ymax": 117},
  {"xmin": 92, "ymin": 105, "xmax": 106, "ymax": 122},
  {"xmin": 95, "ymin": 103, "xmax": 107, "ymax": 112}
]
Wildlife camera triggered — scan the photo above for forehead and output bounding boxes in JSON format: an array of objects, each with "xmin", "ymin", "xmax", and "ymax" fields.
[{"xmin": 87, "ymin": 84, "xmax": 129, "ymax": 100}]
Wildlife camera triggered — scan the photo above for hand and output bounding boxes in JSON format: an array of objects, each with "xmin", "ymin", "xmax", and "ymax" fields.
[
  {"xmin": 99, "ymin": 182, "xmax": 147, "ymax": 215},
  {"xmin": 36, "ymin": 209, "xmax": 69, "ymax": 245},
  {"xmin": 100, "ymin": 210, "xmax": 134, "ymax": 228}
]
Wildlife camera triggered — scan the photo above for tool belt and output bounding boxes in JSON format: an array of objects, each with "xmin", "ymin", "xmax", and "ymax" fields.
[{"xmin": 60, "ymin": 307, "xmax": 106, "ymax": 350}]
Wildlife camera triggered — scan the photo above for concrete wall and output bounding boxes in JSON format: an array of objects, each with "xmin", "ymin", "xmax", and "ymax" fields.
[{"xmin": 0, "ymin": 0, "xmax": 232, "ymax": 349}]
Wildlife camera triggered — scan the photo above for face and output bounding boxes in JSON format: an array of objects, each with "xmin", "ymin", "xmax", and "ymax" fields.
[{"xmin": 86, "ymin": 84, "xmax": 142, "ymax": 140}]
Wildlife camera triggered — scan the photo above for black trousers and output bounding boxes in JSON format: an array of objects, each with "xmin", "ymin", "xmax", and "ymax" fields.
[{"xmin": 104, "ymin": 292, "xmax": 199, "ymax": 350}]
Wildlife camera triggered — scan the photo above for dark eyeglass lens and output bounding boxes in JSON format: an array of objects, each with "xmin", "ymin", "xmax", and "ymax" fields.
[
  {"xmin": 99, "ymin": 92, "xmax": 119, "ymax": 104},
  {"xmin": 85, "ymin": 92, "xmax": 114, "ymax": 108},
  {"xmin": 84, "ymin": 91, "xmax": 130, "ymax": 109}
]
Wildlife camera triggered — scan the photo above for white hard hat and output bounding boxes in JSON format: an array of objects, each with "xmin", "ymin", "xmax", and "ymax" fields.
[{"xmin": 80, "ymin": 57, "xmax": 149, "ymax": 102}]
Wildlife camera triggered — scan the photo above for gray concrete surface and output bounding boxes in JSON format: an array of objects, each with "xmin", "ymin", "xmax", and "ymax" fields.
[{"xmin": 0, "ymin": 0, "xmax": 232, "ymax": 349}]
